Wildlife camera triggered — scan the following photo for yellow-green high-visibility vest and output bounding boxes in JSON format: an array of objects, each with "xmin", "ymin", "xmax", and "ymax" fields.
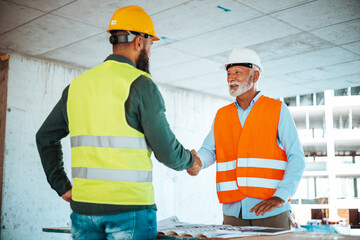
[{"xmin": 67, "ymin": 60, "xmax": 154, "ymax": 205}]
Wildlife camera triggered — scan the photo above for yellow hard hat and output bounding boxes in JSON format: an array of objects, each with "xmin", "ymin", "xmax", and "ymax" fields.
[{"xmin": 107, "ymin": 6, "xmax": 160, "ymax": 41}]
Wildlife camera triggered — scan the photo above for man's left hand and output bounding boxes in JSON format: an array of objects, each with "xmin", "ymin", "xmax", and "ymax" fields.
[
  {"xmin": 250, "ymin": 196, "xmax": 285, "ymax": 216},
  {"xmin": 61, "ymin": 189, "xmax": 72, "ymax": 203}
]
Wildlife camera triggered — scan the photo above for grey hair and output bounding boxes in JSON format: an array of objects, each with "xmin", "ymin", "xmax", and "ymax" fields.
[
  {"xmin": 252, "ymin": 65, "xmax": 261, "ymax": 74},
  {"xmin": 249, "ymin": 68, "xmax": 259, "ymax": 90}
]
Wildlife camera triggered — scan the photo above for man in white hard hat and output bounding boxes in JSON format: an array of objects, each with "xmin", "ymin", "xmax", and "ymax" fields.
[{"xmin": 191, "ymin": 47, "xmax": 305, "ymax": 229}]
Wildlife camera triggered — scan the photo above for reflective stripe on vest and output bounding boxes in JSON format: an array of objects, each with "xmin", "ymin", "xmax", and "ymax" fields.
[
  {"xmin": 72, "ymin": 167, "xmax": 152, "ymax": 182},
  {"xmin": 217, "ymin": 158, "xmax": 287, "ymax": 172},
  {"xmin": 237, "ymin": 158, "xmax": 287, "ymax": 170},
  {"xmin": 216, "ymin": 181, "xmax": 238, "ymax": 192},
  {"xmin": 71, "ymin": 135, "xmax": 150, "ymax": 150},
  {"xmin": 217, "ymin": 160, "xmax": 236, "ymax": 172},
  {"xmin": 237, "ymin": 177, "xmax": 281, "ymax": 189}
]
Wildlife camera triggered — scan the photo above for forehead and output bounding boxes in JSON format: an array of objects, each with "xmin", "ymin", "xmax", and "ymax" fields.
[{"xmin": 227, "ymin": 65, "xmax": 250, "ymax": 73}]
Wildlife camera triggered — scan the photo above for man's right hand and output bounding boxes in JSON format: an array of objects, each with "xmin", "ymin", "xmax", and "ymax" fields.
[{"xmin": 187, "ymin": 149, "xmax": 202, "ymax": 176}]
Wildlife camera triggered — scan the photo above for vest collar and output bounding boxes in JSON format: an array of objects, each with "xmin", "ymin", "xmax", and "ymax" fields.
[
  {"xmin": 104, "ymin": 54, "xmax": 135, "ymax": 68},
  {"xmin": 234, "ymin": 91, "xmax": 262, "ymax": 110}
]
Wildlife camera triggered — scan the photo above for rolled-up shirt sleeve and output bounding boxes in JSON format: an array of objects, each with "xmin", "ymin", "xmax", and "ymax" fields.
[
  {"xmin": 273, "ymin": 103, "xmax": 305, "ymax": 201},
  {"xmin": 197, "ymin": 120, "xmax": 216, "ymax": 169}
]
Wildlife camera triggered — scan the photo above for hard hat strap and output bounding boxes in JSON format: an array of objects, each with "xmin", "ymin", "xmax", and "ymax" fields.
[
  {"xmin": 129, "ymin": 31, "xmax": 152, "ymax": 39},
  {"xmin": 110, "ymin": 31, "xmax": 152, "ymax": 45},
  {"xmin": 109, "ymin": 35, "xmax": 131, "ymax": 44},
  {"xmin": 226, "ymin": 63, "xmax": 253, "ymax": 71}
]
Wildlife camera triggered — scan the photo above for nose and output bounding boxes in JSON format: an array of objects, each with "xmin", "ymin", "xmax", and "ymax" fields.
[{"xmin": 227, "ymin": 73, "xmax": 234, "ymax": 82}]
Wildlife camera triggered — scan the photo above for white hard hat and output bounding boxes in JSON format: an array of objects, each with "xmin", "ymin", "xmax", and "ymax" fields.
[{"xmin": 225, "ymin": 47, "xmax": 263, "ymax": 73}]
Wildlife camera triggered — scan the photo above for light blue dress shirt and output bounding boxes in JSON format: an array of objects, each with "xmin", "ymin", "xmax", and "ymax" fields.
[{"xmin": 197, "ymin": 92, "xmax": 305, "ymax": 219}]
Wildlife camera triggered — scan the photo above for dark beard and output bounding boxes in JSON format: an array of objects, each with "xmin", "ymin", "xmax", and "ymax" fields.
[{"xmin": 136, "ymin": 48, "xmax": 150, "ymax": 74}]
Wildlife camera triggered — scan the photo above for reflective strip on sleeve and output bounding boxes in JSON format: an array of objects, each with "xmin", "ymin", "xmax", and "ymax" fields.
[
  {"xmin": 71, "ymin": 135, "xmax": 149, "ymax": 150},
  {"xmin": 72, "ymin": 167, "xmax": 152, "ymax": 182},
  {"xmin": 216, "ymin": 181, "xmax": 238, "ymax": 192},
  {"xmin": 216, "ymin": 160, "xmax": 237, "ymax": 172},
  {"xmin": 237, "ymin": 177, "xmax": 280, "ymax": 189},
  {"xmin": 237, "ymin": 158, "xmax": 287, "ymax": 170}
]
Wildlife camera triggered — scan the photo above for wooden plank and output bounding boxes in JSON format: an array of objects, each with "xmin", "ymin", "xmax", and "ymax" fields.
[
  {"xmin": 0, "ymin": 53, "xmax": 9, "ymax": 229},
  {"xmin": 42, "ymin": 227, "xmax": 71, "ymax": 233}
]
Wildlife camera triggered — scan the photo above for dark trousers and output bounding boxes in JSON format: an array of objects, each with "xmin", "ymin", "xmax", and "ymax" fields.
[{"xmin": 223, "ymin": 210, "xmax": 291, "ymax": 230}]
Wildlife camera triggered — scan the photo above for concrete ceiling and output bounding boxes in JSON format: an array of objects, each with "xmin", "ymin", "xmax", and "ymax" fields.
[{"xmin": 1, "ymin": 0, "xmax": 359, "ymax": 100}]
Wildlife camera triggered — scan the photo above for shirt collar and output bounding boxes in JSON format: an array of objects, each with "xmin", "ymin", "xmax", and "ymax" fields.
[
  {"xmin": 234, "ymin": 91, "xmax": 262, "ymax": 109},
  {"xmin": 104, "ymin": 54, "xmax": 135, "ymax": 67}
]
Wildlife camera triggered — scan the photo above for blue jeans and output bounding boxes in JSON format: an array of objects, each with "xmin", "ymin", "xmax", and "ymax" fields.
[{"xmin": 71, "ymin": 209, "xmax": 157, "ymax": 240}]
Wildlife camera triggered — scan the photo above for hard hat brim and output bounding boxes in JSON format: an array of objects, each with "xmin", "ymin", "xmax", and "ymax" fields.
[
  {"xmin": 224, "ymin": 63, "xmax": 263, "ymax": 73},
  {"xmin": 152, "ymin": 35, "xmax": 160, "ymax": 41}
]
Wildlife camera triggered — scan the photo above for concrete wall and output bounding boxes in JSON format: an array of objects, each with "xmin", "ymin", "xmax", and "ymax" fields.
[{"xmin": 1, "ymin": 54, "xmax": 229, "ymax": 239}]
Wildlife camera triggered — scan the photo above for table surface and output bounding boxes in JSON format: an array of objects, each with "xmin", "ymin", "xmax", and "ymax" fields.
[
  {"xmin": 157, "ymin": 232, "xmax": 360, "ymax": 239},
  {"xmin": 42, "ymin": 227, "xmax": 360, "ymax": 239}
]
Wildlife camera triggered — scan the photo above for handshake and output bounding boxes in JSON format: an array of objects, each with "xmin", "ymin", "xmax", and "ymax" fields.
[{"xmin": 187, "ymin": 149, "xmax": 202, "ymax": 176}]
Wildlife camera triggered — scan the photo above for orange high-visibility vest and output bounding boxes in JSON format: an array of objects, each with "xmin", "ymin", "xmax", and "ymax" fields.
[{"xmin": 214, "ymin": 95, "xmax": 287, "ymax": 203}]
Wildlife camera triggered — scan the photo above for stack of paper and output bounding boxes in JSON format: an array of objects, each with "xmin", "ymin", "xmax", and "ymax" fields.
[{"xmin": 157, "ymin": 216, "xmax": 292, "ymax": 238}]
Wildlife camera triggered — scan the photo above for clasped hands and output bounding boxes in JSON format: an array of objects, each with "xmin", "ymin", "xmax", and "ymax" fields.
[{"xmin": 187, "ymin": 149, "xmax": 202, "ymax": 176}]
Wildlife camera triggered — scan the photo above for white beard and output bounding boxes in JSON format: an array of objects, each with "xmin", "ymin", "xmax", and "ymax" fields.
[{"xmin": 228, "ymin": 75, "xmax": 253, "ymax": 97}]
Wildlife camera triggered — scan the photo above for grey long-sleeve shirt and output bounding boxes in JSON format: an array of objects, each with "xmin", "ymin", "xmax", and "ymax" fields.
[{"xmin": 36, "ymin": 54, "xmax": 194, "ymax": 215}]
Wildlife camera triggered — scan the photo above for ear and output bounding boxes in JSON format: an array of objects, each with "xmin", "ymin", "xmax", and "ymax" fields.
[
  {"xmin": 253, "ymin": 70, "xmax": 260, "ymax": 83},
  {"xmin": 134, "ymin": 36, "xmax": 144, "ymax": 51}
]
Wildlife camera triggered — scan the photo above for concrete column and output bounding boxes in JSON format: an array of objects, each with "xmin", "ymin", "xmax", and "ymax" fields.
[
  {"xmin": 296, "ymin": 95, "xmax": 300, "ymax": 107},
  {"xmin": 349, "ymin": 107, "xmax": 353, "ymax": 129},
  {"xmin": 306, "ymin": 112, "xmax": 310, "ymax": 130},
  {"xmin": 324, "ymin": 90, "xmax": 337, "ymax": 220}
]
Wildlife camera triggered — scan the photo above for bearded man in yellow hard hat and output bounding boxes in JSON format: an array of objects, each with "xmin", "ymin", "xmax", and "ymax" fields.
[{"xmin": 36, "ymin": 6, "xmax": 201, "ymax": 240}]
